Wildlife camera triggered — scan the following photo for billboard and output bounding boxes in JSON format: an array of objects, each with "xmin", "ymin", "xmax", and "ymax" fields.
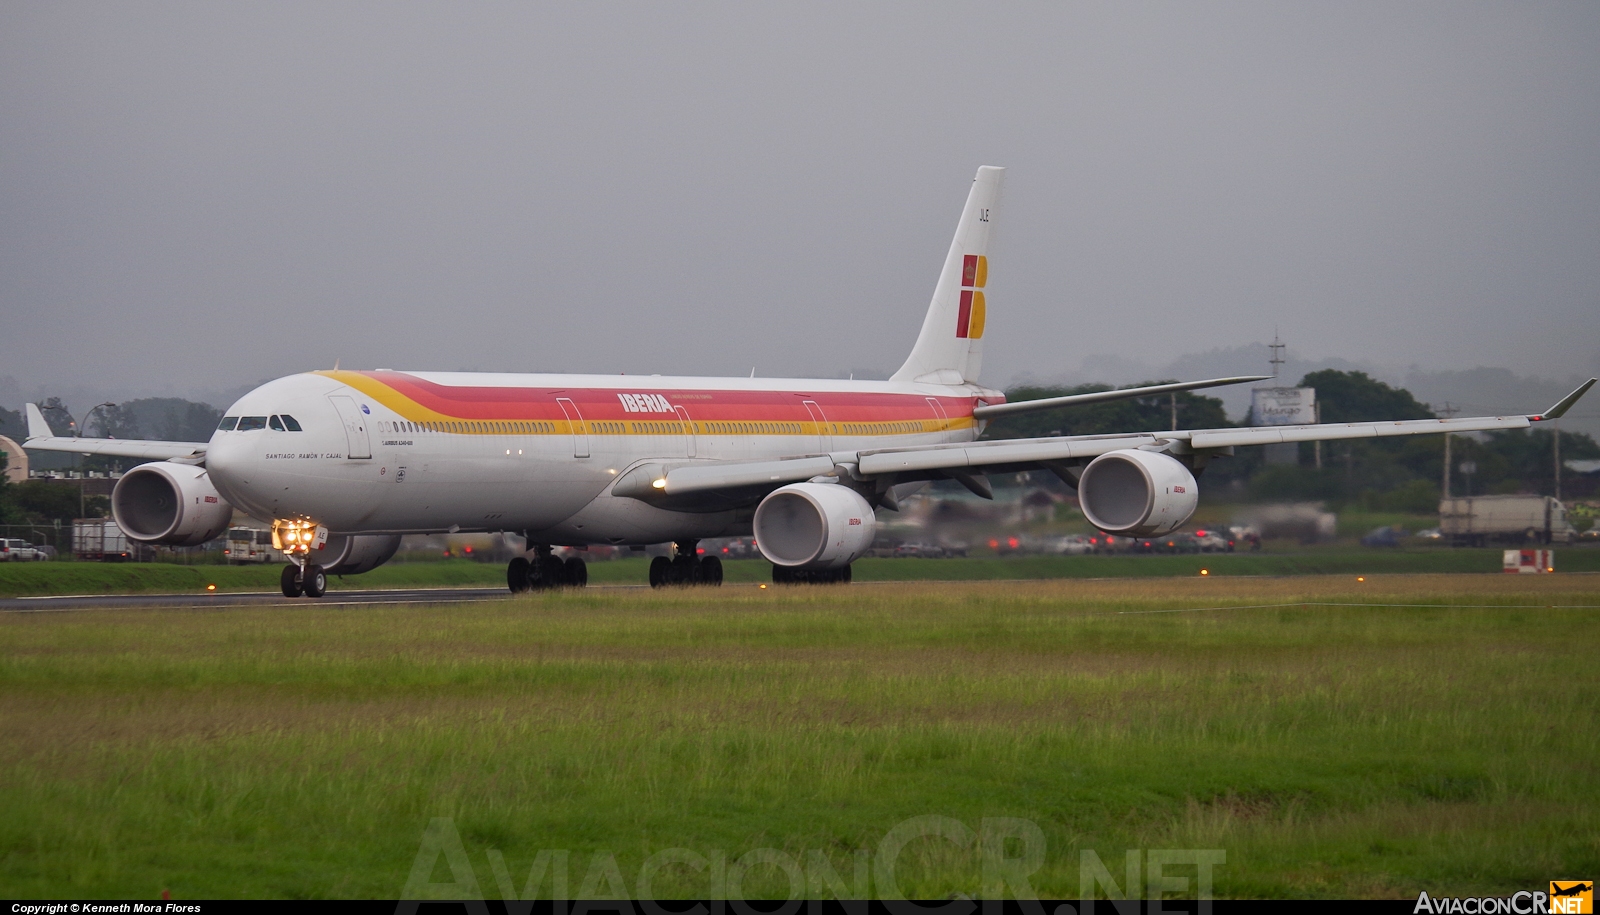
[{"xmin": 1251, "ymin": 387, "xmax": 1316, "ymax": 426}]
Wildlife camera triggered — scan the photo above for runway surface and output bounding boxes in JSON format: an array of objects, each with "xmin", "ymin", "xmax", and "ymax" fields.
[{"xmin": 0, "ymin": 587, "xmax": 550, "ymax": 612}]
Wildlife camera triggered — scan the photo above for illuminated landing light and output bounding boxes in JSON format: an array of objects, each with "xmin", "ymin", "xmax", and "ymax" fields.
[
  {"xmin": 652, "ymin": 478, "xmax": 667, "ymax": 489},
  {"xmin": 505, "ymin": 449, "xmax": 511, "ymax": 455}
]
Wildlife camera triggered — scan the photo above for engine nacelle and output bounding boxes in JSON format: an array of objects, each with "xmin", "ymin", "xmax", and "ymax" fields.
[
  {"xmin": 1077, "ymin": 449, "xmax": 1198, "ymax": 536},
  {"xmin": 313, "ymin": 533, "xmax": 403, "ymax": 575},
  {"xmin": 111, "ymin": 462, "xmax": 233, "ymax": 546},
  {"xmin": 753, "ymin": 483, "xmax": 876, "ymax": 569}
]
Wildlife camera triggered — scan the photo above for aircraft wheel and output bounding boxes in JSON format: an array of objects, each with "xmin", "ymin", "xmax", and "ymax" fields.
[
  {"xmin": 507, "ymin": 557, "xmax": 531, "ymax": 593},
  {"xmin": 838, "ymin": 564, "xmax": 852, "ymax": 584},
  {"xmin": 649, "ymin": 555, "xmax": 671, "ymax": 588},
  {"xmin": 700, "ymin": 555, "xmax": 723, "ymax": 586},
  {"xmin": 669, "ymin": 554, "xmax": 697, "ymax": 585},
  {"xmin": 771, "ymin": 565, "xmax": 792, "ymax": 584},
  {"xmin": 280, "ymin": 564, "xmax": 303, "ymax": 598},
  {"xmin": 564, "ymin": 556, "xmax": 588, "ymax": 587},
  {"xmin": 302, "ymin": 564, "xmax": 327, "ymax": 598},
  {"xmin": 538, "ymin": 556, "xmax": 567, "ymax": 588}
]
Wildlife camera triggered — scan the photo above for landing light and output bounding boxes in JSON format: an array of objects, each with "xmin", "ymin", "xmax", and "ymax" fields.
[{"xmin": 652, "ymin": 478, "xmax": 667, "ymax": 489}]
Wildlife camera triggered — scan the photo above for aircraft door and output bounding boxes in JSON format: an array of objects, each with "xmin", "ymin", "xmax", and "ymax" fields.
[
  {"xmin": 675, "ymin": 406, "xmax": 697, "ymax": 458},
  {"xmin": 556, "ymin": 397, "xmax": 590, "ymax": 458},
  {"xmin": 803, "ymin": 400, "xmax": 832, "ymax": 452},
  {"xmin": 328, "ymin": 395, "xmax": 372, "ymax": 459},
  {"xmin": 925, "ymin": 397, "xmax": 950, "ymax": 442}
]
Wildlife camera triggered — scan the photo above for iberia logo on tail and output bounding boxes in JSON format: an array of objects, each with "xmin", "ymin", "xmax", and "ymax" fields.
[{"xmin": 956, "ymin": 254, "xmax": 987, "ymax": 339}]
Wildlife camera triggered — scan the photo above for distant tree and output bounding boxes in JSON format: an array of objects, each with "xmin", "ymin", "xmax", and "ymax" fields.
[
  {"xmin": 11, "ymin": 480, "xmax": 98, "ymax": 524},
  {"xmin": 122, "ymin": 398, "xmax": 222, "ymax": 442},
  {"xmin": 36, "ymin": 397, "xmax": 75, "ymax": 435},
  {"xmin": 0, "ymin": 405, "xmax": 22, "ymax": 441},
  {"xmin": 983, "ymin": 382, "xmax": 1234, "ymax": 440},
  {"xmin": 1298, "ymin": 370, "xmax": 1434, "ymax": 423}
]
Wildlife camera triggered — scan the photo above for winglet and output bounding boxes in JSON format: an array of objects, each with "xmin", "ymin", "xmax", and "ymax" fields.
[
  {"xmin": 24, "ymin": 402, "xmax": 55, "ymax": 440},
  {"xmin": 1531, "ymin": 378, "xmax": 1597, "ymax": 421}
]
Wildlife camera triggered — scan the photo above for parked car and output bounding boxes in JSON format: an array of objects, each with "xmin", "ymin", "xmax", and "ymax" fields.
[
  {"xmin": 1047, "ymin": 535, "xmax": 1093, "ymax": 555},
  {"xmin": 0, "ymin": 539, "xmax": 46, "ymax": 561},
  {"xmin": 1360, "ymin": 525, "xmax": 1406, "ymax": 548},
  {"xmin": 1153, "ymin": 533, "xmax": 1201, "ymax": 554},
  {"xmin": 1191, "ymin": 529, "xmax": 1230, "ymax": 552},
  {"xmin": 1414, "ymin": 527, "xmax": 1444, "ymax": 542}
]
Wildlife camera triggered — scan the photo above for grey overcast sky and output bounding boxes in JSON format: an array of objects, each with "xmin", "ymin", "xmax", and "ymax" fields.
[{"xmin": 3, "ymin": 3, "xmax": 1597, "ymax": 405}]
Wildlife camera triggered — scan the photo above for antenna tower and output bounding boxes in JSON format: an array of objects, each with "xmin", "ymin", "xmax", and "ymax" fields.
[{"xmin": 1268, "ymin": 330, "xmax": 1286, "ymax": 380}]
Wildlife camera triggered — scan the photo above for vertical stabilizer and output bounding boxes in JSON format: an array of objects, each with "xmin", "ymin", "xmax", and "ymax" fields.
[{"xmin": 891, "ymin": 166, "xmax": 1005, "ymax": 385}]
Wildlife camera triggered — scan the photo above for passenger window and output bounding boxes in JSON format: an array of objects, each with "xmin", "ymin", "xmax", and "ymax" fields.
[
  {"xmin": 237, "ymin": 416, "xmax": 268, "ymax": 431},
  {"xmin": 269, "ymin": 416, "xmax": 285, "ymax": 431},
  {"xmin": 217, "ymin": 417, "xmax": 239, "ymax": 431}
]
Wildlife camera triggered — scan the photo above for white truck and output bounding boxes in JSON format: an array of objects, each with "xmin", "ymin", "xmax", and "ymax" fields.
[
  {"xmin": 72, "ymin": 518, "xmax": 144, "ymax": 561},
  {"xmin": 1439, "ymin": 495, "xmax": 1577, "ymax": 546}
]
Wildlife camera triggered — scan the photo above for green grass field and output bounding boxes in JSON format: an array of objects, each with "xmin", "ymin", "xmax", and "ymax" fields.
[
  {"xmin": 5, "ymin": 548, "xmax": 1599, "ymax": 597},
  {"xmin": 2, "ymin": 575, "xmax": 1597, "ymax": 900}
]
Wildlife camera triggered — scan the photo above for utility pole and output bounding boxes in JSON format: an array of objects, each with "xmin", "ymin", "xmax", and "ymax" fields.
[
  {"xmin": 1436, "ymin": 402, "xmax": 1459, "ymax": 499},
  {"xmin": 1553, "ymin": 419, "xmax": 1561, "ymax": 502},
  {"xmin": 1169, "ymin": 393, "xmax": 1177, "ymax": 431},
  {"xmin": 1313, "ymin": 402, "xmax": 1322, "ymax": 469}
]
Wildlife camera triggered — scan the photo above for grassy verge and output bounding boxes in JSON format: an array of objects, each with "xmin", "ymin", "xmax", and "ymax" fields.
[{"xmin": 2, "ymin": 575, "xmax": 1597, "ymax": 898}]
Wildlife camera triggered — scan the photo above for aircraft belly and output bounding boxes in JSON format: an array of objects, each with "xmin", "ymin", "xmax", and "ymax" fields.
[{"xmin": 529, "ymin": 490, "xmax": 750, "ymax": 546}]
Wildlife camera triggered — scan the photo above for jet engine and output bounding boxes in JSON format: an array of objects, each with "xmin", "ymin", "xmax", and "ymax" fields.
[
  {"xmin": 753, "ymin": 482, "xmax": 876, "ymax": 569},
  {"xmin": 313, "ymin": 533, "xmax": 403, "ymax": 575},
  {"xmin": 111, "ymin": 461, "xmax": 233, "ymax": 546},
  {"xmin": 1077, "ymin": 449, "xmax": 1198, "ymax": 536}
]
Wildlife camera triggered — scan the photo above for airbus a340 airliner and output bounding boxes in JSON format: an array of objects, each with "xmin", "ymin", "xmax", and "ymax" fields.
[{"xmin": 23, "ymin": 167, "xmax": 1595, "ymax": 596}]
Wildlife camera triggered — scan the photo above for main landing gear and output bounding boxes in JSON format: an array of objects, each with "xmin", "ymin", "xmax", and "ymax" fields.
[
  {"xmin": 280, "ymin": 560, "xmax": 327, "ymax": 598},
  {"xmin": 771, "ymin": 564, "xmax": 852, "ymax": 584},
  {"xmin": 648, "ymin": 540, "xmax": 723, "ymax": 588},
  {"xmin": 508, "ymin": 544, "xmax": 588, "ymax": 593}
]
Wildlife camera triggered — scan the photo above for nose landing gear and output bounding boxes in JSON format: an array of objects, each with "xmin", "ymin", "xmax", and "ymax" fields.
[{"xmin": 280, "ymin": 559, "xmax": 327, "ymax": 598}]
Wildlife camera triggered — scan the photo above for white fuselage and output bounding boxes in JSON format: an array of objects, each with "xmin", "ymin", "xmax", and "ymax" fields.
[{"xmin": 204, "ymin": 370, "xmax": 999, "ymax": 545}]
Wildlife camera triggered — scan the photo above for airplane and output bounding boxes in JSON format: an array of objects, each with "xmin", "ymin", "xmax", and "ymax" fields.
[{"xmin": 21, "ymin": 166, "xmax": 1597, "ymax": 598}]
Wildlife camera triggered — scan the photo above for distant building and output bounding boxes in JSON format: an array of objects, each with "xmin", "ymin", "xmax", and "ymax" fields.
[
  {"xmin": 0, "ymin": 435, "xmax": 27, "ymax": 483},
  {"xmin": 1250, "ymin": 386, "xmax": 1317, "ymax": 466}
]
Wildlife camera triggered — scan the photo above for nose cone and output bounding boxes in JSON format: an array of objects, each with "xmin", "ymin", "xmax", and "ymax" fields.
[{"xmin": 205, "ymin": 373, "xmax": 346, "ymax": 518}]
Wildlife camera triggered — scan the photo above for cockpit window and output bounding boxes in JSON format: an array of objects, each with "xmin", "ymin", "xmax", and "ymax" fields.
[
  {"xmin": 269, "ymin": 415, "xmax": 285, "ymax": 431},
  {"xmin": 236, "ymin": 416, "xmax": 268, "ymax": 431},
  {"xmin": 280, "ymin": 414, "xmax": 302, "ymax": 431},
  {"xmin": 217, "ymin": 417, "xmax": 239, "ymax": 431}
]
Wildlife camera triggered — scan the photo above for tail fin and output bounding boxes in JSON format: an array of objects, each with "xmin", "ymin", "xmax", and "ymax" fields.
[{"xmin": 891, "ymin": 166, "xmax": 1005, "ymax": 385}]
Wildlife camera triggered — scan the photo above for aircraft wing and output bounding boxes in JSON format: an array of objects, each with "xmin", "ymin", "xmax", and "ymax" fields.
[
  {"xmin": 21, "ymin": 403, "xmax": 208, "ymax": 462},
  {"xmin": 617, "ymin": 378, "xmax": 1594, "ymax": 504}
]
